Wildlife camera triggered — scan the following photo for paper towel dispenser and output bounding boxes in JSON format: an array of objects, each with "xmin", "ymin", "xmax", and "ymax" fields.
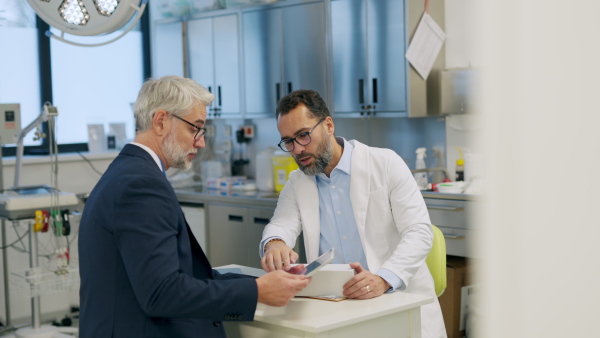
[{"xmin": 440, "ymin": 69, "xmax": 475, "ymax": 114}]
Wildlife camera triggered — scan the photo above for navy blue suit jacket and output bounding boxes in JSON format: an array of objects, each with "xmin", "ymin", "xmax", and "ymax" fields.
[{"xmin": 79, "ymin": 144, "xmax": 258, "ymax": 337}]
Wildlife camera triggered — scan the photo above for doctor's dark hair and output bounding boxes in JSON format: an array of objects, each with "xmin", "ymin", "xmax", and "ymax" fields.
[
  {"xmin": 276, "ymin": 89, "xmax": 330, "ymax": 120},
  {"xmin": 134, "ymin": 76, "xmax": 214, "ymax": 132}
]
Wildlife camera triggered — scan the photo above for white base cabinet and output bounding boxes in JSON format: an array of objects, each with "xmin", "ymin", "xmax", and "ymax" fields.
[
  {"xmin": 206, "ymin": 203, "xmax": 306, "ymax": 268},
  {"xmin": 180, "ymin": 203, "xmax": 207, "ymax": 250}
]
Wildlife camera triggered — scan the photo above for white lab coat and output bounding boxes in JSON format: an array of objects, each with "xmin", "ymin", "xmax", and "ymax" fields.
[{"xmin": 263, "ymin": 139, "xmax": 446, "ymax": 338}]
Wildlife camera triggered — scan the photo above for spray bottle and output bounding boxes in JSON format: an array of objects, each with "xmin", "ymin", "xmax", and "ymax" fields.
[
  {"xmin": 414, "ymin": 147, "xmax": 428, "ymax": 190},
  {"xmin": 455, "ymin": 147, "xmax": 464, "ymax": 181}
]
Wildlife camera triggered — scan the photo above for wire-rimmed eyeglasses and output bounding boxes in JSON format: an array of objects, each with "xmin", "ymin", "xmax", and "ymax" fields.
[
  {"xmin": 170, "ymin": 113, "xmax": 207, "ymax": 141},
  {"xmin": 277, "ymin": 118, "xmax": 326, "ymax": 152}
]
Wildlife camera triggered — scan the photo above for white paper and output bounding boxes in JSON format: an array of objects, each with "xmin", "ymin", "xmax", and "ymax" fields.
[
  {"xmin": 109, "ymin": 123, "xmax": 128, "ymax": 149},
  {"xmin": 405, "ymin": 12, "xmax": 446, "ymax": 80},
  {"xmin": 87, "ymin": 124, "xmax": 106, "ymax": 153}
]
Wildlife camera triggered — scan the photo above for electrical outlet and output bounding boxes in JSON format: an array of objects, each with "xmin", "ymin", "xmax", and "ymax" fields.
[
  {"xmin": 242, "ymin": 125, "xmax": 255, "ymax": 138},
  {"xmin": 223, "ymin": 124, "xmax": 232, "ymax": 137},
  {"xmin": 205, "ymin": 125, "xmax": 215, "ymax": 137}
]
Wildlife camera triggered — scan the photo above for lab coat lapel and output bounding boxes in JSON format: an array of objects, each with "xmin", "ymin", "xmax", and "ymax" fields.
[
  {"xmin": 296, "ymin": 173, "xmax": 321, "ymax": 262},
  {"xmin": 349, "ymin": 141, "xmax": 369, "ymax": 243}
]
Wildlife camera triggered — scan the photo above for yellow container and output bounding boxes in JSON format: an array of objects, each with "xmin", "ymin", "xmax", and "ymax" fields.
[{"xmin": 272, "ymin": 151, "xmax": 299, "ymax": 192}]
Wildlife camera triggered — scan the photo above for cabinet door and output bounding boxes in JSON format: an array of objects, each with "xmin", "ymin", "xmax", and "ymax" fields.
[
  {"xmin": 366, "ymin": 0, "xmax": 407, "ymax": 112},
  {"xmin": 331, "ymin": 0, "xmax": 368, "ymax": 114},
  {"xmin": 207, "ymin": 204, "xmax": 248, "ymax": 266},
  {"xmin": 213, "ymin": 14, "xmax": 241, "ymax": 115},
  {"xmin": 282, "ymin": 2, "xmax": 327, "ymax": 99},
  {"xmin": 154, "ymin": 21, "xmax": 184, "ymax": 78},
  {"xmin": 180, "ymin": 204, "xmax": 207, "ymax": 250},
  {"xmin": 246, "ymin": 207, "xmax": 275, "ymax": 269},
  {"xmin": 188, "ymin": 17, "xmax": 215, "ymax": 113},
  {"xmin": 243, "ymin": 8, "xmax": 283, "ymax": 116}
]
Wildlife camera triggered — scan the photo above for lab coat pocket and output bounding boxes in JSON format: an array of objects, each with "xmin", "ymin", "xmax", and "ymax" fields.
[
  {"xmin": 364, "ymin": 188, "xmax": 397, "ymax": 256},
  {"xmin": 366, "ymin": 188, "xmax": 394, "ymax": 230}
]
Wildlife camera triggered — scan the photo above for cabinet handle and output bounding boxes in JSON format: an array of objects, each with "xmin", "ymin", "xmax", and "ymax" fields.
[
  {"xmin": 218, "ymin": 86, "xmax": 222, "ymax": 107},
  {"xmin": 358, "ymin": 79, "xmax": 364, "ymax": 104},
  {"xmin": 253, "ymin": 217, "xmax": 270, "ymax": 225},
  {"xmin": 372, "ymin": 78, "xmax": 378, "ymax": 103},
  {"xmin": 426, "ymin": 205, "xmax": 464, "ymax": 212},
  {"xmin": 228, "ymin": 215, "xmax": 243, "ymax": 222},
  {"xmin": 208, "ymin": 86, "xmax": 212, "ymax": 93},
  {"xmin": 442, "ymin": 233, "xmax": 465, "ymax": 239},
  {"xmin": 287, "ymin": 82, "xmax": 292, "ymax": 94},
  {"xmin": 276, "ymin": 83, "xmax": 281, "ymax": 104}
]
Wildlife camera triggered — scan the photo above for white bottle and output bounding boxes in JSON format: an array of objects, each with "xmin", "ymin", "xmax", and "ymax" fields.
[{"xmin": 414, "ymin": 147, "xmax": 428, "ymax": 190}]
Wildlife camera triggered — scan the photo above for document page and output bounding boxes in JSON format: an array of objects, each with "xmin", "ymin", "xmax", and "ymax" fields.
[{"xmin": 405, "ymin": 12, "xmax": 446, "ymax": 80}]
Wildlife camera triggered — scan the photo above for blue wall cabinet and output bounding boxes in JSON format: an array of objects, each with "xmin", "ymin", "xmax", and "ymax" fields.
[
  {"xmin": 188, "ymin": 13, "xmax": 242, "ymax": 118},
  {"xmin": 243, "ymin": 1, "xmax": 328, "ymax": 118}
]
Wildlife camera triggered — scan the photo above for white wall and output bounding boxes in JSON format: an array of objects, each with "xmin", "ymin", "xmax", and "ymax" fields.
[
  {"xmin": 474, "ymin": 1, "xmax": 600, "ymax": 337},
  {"xmin": 443, "ymin": 0, "xmax": 483, "ymax": 180},
  {"xmin": 1, "ymin": 152, "xmax": 116, "ymax": 194}
]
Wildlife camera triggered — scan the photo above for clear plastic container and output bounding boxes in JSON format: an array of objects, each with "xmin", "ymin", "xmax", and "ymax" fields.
[{"xmin": 256, "ymin": 147, "xmax": 276, "ymax": 191}]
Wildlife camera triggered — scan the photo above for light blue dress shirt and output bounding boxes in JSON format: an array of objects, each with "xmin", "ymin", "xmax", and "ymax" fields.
[{"xmin": 315, "ymin": 138, "xmax": 403, "ymax": 292}]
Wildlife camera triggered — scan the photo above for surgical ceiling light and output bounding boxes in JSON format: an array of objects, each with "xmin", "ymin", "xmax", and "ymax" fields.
[{"xmin": 25, "ymin": 0, "xmax": 147, "ymax": 47}]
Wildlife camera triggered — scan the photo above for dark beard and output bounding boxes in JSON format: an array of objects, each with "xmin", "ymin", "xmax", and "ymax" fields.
[{"xmin": 295, "ymin": 136, "xmax": 333, "ymax": 176}]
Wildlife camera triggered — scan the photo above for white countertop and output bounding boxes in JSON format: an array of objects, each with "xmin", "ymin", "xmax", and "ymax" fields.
[
  {"xmin": 254, "ymin": 291, "xmax": 433, "ymax": 334},
  {"xmin": 215, "ymin": 264, "xmax": 433, "ymax": 335}
]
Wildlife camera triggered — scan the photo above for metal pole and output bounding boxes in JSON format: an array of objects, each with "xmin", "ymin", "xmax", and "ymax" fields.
[
  {"xmin": 0, "ymin": 146, "xmax": 11, "ymax": 330},
  {"xmin": 28, "ymin": 222, "xmax": 40, "ymax": 329},
  {"xmin": 1, "ymin": 220, "xmax": 11, "ymax": 329}
]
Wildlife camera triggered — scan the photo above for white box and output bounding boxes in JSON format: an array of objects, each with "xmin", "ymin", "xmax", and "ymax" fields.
[
  {"xmin": 296, "ymin": 264, "xmax": 355, "ymax": 298},
  {"xmin": 87, "ymin": 124, "xmax": 106, "ymax": 153},
  {"xmin": 0, "ymin": 103, "xmax": 21, "ymax": 144}
]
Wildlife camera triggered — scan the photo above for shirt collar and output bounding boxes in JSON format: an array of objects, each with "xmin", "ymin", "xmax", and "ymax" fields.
[
  {"xmin": 129, "ymin": 142, "xmax": 164, "ymax": 172},
  {"xmin": 316, "ymin": 137, "xmax": 353, "ymax": 181},
  {"xmin": 335, "ymin": 137, "xmax": 353, "ymax": 175}
]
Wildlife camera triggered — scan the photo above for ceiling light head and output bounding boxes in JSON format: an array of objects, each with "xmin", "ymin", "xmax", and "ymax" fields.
[
  {"xmin": 59, "ymin": 0, "xmax": 90, "ymax": 26},
  {"xmin": 26, "ymin": 0, "xmax": 143, "ymax": 36},
  {"xmin": 94, "ymin": 0, "xmax": 120, "ymax": 17}
]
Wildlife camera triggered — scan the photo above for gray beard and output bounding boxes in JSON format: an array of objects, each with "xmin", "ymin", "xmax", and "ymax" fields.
[
  {"xmin": 296, "ymin": 136, "xmax": 333, "ymax": 176},
  {"xmin": 163, "ymin": 130, "xmax": 193, "ymax": 170}
]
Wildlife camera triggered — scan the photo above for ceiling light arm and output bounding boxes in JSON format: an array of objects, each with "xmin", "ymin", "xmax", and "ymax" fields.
[
  {"xmin": 14, "ymin": 103, "xmax": 56, "ymax": 188},
  {"xmin": 45, "ymin": 0, "xmax": 148, "ymax": 48}
]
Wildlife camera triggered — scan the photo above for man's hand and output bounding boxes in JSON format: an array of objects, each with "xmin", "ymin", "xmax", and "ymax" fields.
[
  {"xmin": 261, "ymin": 239, "xmax": 299, "ymax": 272},
  {"xmin": 343, "ymin": 262, "xmax": 390, "ymax": 300},
  {"xmin": 256, "ymin": 269, "xmax": 311, "ymax": 306}
]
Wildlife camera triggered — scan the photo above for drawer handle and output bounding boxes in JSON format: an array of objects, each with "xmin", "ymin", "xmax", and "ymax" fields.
[
  {"xmin": 228, "ymin": 215, "xmax": 243, "ymax": 222},
  {"xmin": 426, "ymin": 205, "xmax": 464, "ymax": 212},
  {"xmin": 253, "ymin": 217, "xmax": 270, "ymax": 225},
  {"xmin": 442, "ymin": 233, "xmax": 465, "ymax": 239}
]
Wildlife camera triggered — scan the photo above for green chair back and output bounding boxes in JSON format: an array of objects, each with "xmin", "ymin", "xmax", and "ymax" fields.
[{"xmin": 426, "ymin": 225, "xmax": 447, "ymax": 297}]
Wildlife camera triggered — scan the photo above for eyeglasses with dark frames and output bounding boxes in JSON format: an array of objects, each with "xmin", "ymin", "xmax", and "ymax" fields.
[
  {"xmin": 170, "ymin": 113, "xmax": 207, "ymax": 141},
  {"xmin": 277, "ymin": 118, "xmax": 326, "ymax": 152}
]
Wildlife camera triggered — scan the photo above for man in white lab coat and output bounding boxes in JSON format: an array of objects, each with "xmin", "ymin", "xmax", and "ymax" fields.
[{"xmin": 260, "ymin": 89, "xmax": 446, "ymax": 337}]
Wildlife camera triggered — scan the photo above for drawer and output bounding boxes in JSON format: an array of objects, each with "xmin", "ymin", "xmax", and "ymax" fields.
[
  {"xmin": 424, "ymin": 198, "xmax": 473, "ymax": 229},
  {"xmin": 437, "ymin": 225, "xmax": 473, "ymax": 258}
]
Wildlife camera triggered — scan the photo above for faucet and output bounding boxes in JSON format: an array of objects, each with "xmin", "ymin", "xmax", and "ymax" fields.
[{"xmin": 410, "ymin": 168, "xmax": 449, "ymax": 183}]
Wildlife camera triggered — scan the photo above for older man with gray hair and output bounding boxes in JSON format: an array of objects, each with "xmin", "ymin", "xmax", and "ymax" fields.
[{"xmin": 79, "ymin": 76, "xmax": 310, "ymax": 338}]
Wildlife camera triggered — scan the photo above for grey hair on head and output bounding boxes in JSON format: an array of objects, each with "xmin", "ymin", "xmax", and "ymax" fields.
[{"xmin": 134, "ymin": 75, "xmax": 214, "ymax": 132}]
